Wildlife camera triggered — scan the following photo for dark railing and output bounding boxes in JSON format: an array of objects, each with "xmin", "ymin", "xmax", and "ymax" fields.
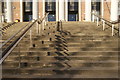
[
  {"xmin": 0, "ymin": 22, "xmax": 32, "ymax": 49},
  {"xmin": 91, "ymin": 13, "xmax": 120, "ymax": 36},
  {"xmin": 0, "ymin": 22, "xmax": 16, "ymax": 36},
  {"xmin": 0, "ymin": 13, "xmax": 49, "ymax": 64},
  {"xmin": 2, "ymin": 22, "xmax": 16, "ymax": 31}
]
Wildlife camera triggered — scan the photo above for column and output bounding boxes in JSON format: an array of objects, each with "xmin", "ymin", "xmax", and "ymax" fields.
[
  {"xmin": 79, "ymin": 0, "xmax": 81, "ymax": 21},
  {"xmin": 6, "ymin": 0, "xmax": 12, "ymax": 22},
  {"xmin": 0, "ymin": 1, "xmax": 2, "ymax": 22},
  {"xmin": 85, "ymin": 0, "xmax": 91, "ymax": 21},
  {"xmin": 42, "ymin": 0, "xmax": 45, "ymax": 30},
  {"xmin": 56, "ymin": 0, "xmax": 59, "ymax": 21},
  {"xmin": 33, "ymin": 0, "xmax": 38, "ymax": 20},
  {"xmin": 110, "ymin": 0, "xmax": 118, "ymax": 21},
  {"xmin": 20, "ymin": 0, "xmax": 23, "ymax": 22},
  {"xmin": 59, "ymin": 0, "xmax": 65, "ymax": 21},
  {"xmin": 65, "ymin": 0, "xmax": 68, "ymax": 21},
  {"xmin": 43, "ymin": 0, "xmax": 45, "ymax": 17},
  {"xmin": 101, "ymin": 0, "xmax": 104, "ymax": 18}
]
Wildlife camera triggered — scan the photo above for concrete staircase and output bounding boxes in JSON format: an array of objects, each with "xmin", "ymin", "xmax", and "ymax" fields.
[
  {"xmin": 2, "ymin": 22, "xmax": 119, "ymax": 79},
  {"xmin": 2, "ymin": 22, "xmax": 29, "ymax": 40}
]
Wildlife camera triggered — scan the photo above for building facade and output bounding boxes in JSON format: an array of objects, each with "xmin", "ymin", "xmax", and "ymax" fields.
[{"xmin": 0, "ymin": 0, "xmax": 119, "ymax": 22}]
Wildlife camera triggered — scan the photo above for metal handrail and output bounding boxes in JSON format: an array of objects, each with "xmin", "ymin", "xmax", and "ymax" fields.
[
  {"xmin": 0, "ymin": 22, "xmax": 16, "ymax": 36},
  {"xmin": 91, "ymin": 13, "xmax": 120, "ymax": 36},
  {"xmin": 41, "ymin": 13, "xmax": 49, "ymax": 22},
  {"xmin": 2, "ymin": 22, "xmax": 16, "ymax": 31},
  {"xmin": 1, "ymin": 12, "xmax": 49, "ymax": 48},
  {"xmin": 0, "ymin": 13, "xmax": 49, "ymax": 64},
  {"xmin": 92, "ymin": 13, "xmax": 119, "ymax": 24},
  {"xmin": 0, "ymin": 21, "xmax": 34, "ymax": 49}
]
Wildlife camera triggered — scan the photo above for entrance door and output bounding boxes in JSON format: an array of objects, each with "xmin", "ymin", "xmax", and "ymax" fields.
[
  {"xmin": 23, "ymin": 1, "xmax": 32, "ymax": 22},
  {"xmin": 45, "ymin": 0, "xmax": 56, "ymax": 21},
  {"xmin": 48, "ymin": 14, "xmax": 56, "ymax": 21},
  {"xmin": 68, "ymin": 0, "xmax": 78, "ymax": 21},
  {"xmin": 91, "ymin": 0, "xmax": 101, "ymax": 20},
  {"xmin": 23, "ymin": 12, "xmax": 32, "ymax": 21},
  {"xmin": 68, "ymin": 14, "xmax": 77, "ymax": 21}
]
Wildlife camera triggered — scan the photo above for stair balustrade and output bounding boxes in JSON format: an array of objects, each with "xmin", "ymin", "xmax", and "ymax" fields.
[
  {"xmin": 0, "ymin": 12, "xmax": 49, "ymax": 64},
  {"xmin": 2, "ymin": 21, "xmax": 119, "ymax": 78},
  {"xmin": 92, "ymin": 13, "xmax": 120, "ymax": 36}
]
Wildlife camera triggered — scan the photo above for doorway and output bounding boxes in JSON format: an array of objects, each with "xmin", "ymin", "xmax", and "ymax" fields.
[
  {"xmin": 91, "ymin": 0, "xmax": 101, "ymax": 20},
  {"xmin": 68, "ymin": 0, "xmax": 78, "ymax": 21},
  {"xmin": 23, "ymin": 1, "xmax": 33, "ymax": 22},
  {"xmin": 45, "ymin": 0, "xmax": 56, "ymax": 21}
]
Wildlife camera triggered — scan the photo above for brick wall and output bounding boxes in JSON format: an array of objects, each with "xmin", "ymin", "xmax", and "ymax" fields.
[
  {"xmin": 81, "ymin": 1, "xmax": 85, "ymax": 21},
  {"xmin": 12, "ymin": 1, "xmax": 20, "ymax": 21},
  {"xmin": 104, "ymin": 1, "xmax": 111, "ymax": 20},
  {"xmin": 39, "ymin": 1, "xmax": 43, "ymax": 19},
  {"xmin": 11, "ymin": 1, "xmax": 112, "ymax": 22}
]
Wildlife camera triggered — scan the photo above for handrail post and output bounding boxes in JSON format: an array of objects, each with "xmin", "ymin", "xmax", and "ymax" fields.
[
  {"xmin": 42, "ymin": 20, "xmax": 45, "ymax": 30},
  {"xmin": 30, "ymin": 29, "xmax": 32, "ymax": 47},
  {"xmin": 97, "ymin": 17, "xmax": 99, "ymax": 26},
  {"xmin": 92, "ymin": 14, "xmax": 95, "ymax": 22},
  {"xmin": 39, "ymin": 22, "xmax": 41, "ymax": 35},
  {"xmin": 119, "ymin": 23, "xmax": 120, "ymax": 36},
  {"xmin": 37, "ymin": 20, "xmax": 40, "ymax": 34},
  {"xmin": 37, "ymin": 20, "xmax": 41, "ymax": 35},
  {"xmin": 103, "ymin": 20, "xmax": 105, "ymax": 31},
  {"xmin": 0, "ymin": 15, "xmax": 2, "ymax": 23},
  {"xmin": 36, "ymin": 21, "xmax": 38, "ymax": 34},
  {"xmin": 112, "ymin": 24, "xmax": 114, "ymax": 36},
  {"xmin": 45, "ymin": 20, "xmax": 46, "ymax": 26},
  {"xmin": 44, "ymin": 13, "xmax": 48, "ymax": 26}
]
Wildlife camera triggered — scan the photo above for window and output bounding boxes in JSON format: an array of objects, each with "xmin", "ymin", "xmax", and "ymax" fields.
[
  {"xmin": 91, "ymin": 0, "xmax": 101, "ymax": 15},
  {"xmin": 45, "ymin": 0, "xmax": 55, "ymax": 12},
  {"xmin": 24, "ymin": 0, "xmax": 32, "ymax": 12},
  {"xmin": 2, "ymin": 2, "xmax": 6, "ymax": 13},
  {"xmin": 118, "ymin": 0, "xmax": 120, "ymax": 16},
  {"xmin": 91, "ymin": 0, "xmax": 100, "ymax": 11},
  {"xmin": 68, "ymin": 0, "xmax": 78, "ymax": 11}
]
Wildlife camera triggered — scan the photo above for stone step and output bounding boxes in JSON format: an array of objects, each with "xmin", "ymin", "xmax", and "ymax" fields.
[
  {"xmin": 13, "ymin": 47, "xmax": 119, "ymax": 50},
  {"xmin": 9, "ymin": 51, "xmax": 118, "ymax": 56},
  {"xmin": 12, "ymin": 43, "xmax": 118, "ymax": 49},
  {"xmin": 21, "ymin": 36, "xmax": 119, "ymax": 43},
  {"xmin": 11, "ymin": 45, "xmax": 119, "ymax": 49},
  {"xmin": 2, "ymin": 60, "xmax": 118, "ymax": 70},
  {"xmin": 2, "ymin": 22, "xmax": 119, "ymax": 79},
  {"xmin": 2, "ymin": 22, "xmax": 29, "ymax": 40},
  {"xmin": 2, "ymin": 69, "xmax": 118, "ymax": 78},
  {"xmin": 10, "ymin": 51, "xmax": 119, "ymax": 55},
  {"xmin": 12, "ymin": 48, "xmax": 119, "ymax": 52},
  {"xmin": 18, "ymin": 41, "xmax": 118, "ymax": 46},
  {"xmin": 4, "ymin": 56, "xmax": 118, "ymax": 62},
  {"xmin": 21, "ymin": 36, "xmax": 118, "ymax": 42},
  {"xmin": 2, "ymin": 66, "xmax": 118, "ymax": 72},
  {"xmin": 16, "ymin": 43, "xmax": 118, "ymax": 50}
]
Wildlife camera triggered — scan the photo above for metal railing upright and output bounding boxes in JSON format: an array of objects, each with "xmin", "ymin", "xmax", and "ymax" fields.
[
  {"xmin": 91, "ymin": 13, "xmax": 120, "ymax": 36},
  {"xmin": 0, "ymin": 12, "xmax": 49, "ymax": 64},
  {"xmin": 2, "ymin": 22, "xmax": 16, "ymax": 31},
  {"xmin": 0, "ymin": 22, "xmax": 17, "ymax": 36}
]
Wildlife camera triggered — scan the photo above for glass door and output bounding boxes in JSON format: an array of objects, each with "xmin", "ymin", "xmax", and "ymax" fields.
[
  {"xmin": 91, "ymin": 0, "xmax": 101, "ymax": 20},
  {"xmin": 45, "ymin": 0, "xmax": 56, "ymax": 21},
  {"xmin": 23, "ymin": 0, "xmax": 33, "ymax": 22},
  {"xmin": 68, "ymin": 0, "xmax": 78, "ymax": 21},
  {"xmin": 118, "ymin": 0, "xmax": 120, "ymax": 19}
]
